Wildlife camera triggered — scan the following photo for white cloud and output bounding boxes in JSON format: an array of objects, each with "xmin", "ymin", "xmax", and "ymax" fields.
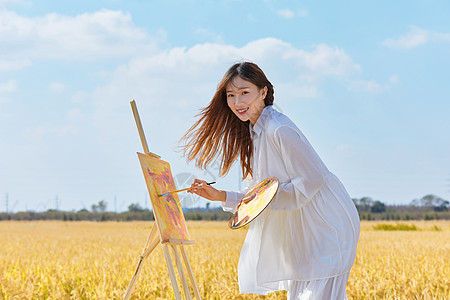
[
  {"xmin": 277, "ymin": 9, "xmax": 295, "ymax": 19},
  {"xmin": 0, "ymin": 8, "xmax": 156, "ymax": 61},
  {"xmin": 290, "ymin": 43, "xmax": 359, "ymax": 77},
  {"xmin": 0, "ymin": 0, "xmax": 22, "ymax": 4},
  {"xmin": 0, "ymin": 59, "xmax": 31, "ymax": 71},
  {"xmin": 276, "ymin": 8, "xmax": 308, "ymax": 19},
  {"xmin": 382, "ymin": 26, "xmax": 428, "ymax": 49},
  {"xmin": 0, "ymin": 80, "xmax": 17, "ymax": 103},
  {"xmin": 0, "ymin": 79, "xmax": 17, "ymax": 93},
  {"xmin": 349, "ymin": 73, "xmax": 399, "ymax": 93},
  {"xmin": 382, "ymin": 26, "xmax": 450, "ymax": 49}
]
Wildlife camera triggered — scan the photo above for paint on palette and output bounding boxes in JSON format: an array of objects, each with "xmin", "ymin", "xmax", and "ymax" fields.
[{"xmin": 228, "ymin": 177, "xmax": 279, "ymax": 229}]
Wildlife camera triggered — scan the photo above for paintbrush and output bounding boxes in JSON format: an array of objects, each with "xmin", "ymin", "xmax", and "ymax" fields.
[{"xmin": 158, "ymin": 182, "xmax": 216, "ymax": 197}]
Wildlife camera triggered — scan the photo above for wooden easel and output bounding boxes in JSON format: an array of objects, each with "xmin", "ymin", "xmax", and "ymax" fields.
[{"xmin": 123, "ymin": 100, "xmax": 201, "ymax": 300}]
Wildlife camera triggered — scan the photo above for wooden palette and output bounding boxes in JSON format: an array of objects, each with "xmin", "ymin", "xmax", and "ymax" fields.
[{"xmin": 228, "ymin": 177, "xmax": 279, "ymax": 229}]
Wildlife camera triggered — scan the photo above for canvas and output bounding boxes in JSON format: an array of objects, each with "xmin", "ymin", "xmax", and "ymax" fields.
[{"xmin": 137, "ymin": 152, "xmax": 191, "ymax": 243}]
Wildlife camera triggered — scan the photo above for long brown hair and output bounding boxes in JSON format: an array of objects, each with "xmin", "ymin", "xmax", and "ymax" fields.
[{"xmin": 181, "ymin": 62, "xmax": 274, "ymax": 179}]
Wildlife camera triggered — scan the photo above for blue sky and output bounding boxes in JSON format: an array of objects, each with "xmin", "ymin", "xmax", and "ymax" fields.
[{"xmin": 1, "ymin": 0, "xmax": 449, "ymax": 212}]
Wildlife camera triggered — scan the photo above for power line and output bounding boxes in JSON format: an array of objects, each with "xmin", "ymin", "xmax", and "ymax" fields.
[{"xmin": 11, "ymin": 200, "xmax": 19, "ymax": 212}]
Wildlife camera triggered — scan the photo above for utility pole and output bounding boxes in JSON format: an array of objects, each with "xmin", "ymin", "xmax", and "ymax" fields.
[
  {"xmin": 114, "ymin": 196, "xmax": 117, "ymax": 213},
  {"xmin": 55, "ymin": 195, "xmax": 59, "ymax": 211},
  {"xmin": 5, "ymin": 193, "xmax": 8, "ymax": 213}
]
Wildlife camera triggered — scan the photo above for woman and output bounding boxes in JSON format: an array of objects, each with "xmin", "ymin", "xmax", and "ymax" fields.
[{"xmin": 182, "ymin": 62, "xmax": 360, "ymax": 299}]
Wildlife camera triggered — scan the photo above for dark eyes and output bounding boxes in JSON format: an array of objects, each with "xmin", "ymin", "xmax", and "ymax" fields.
[{"xmin": 227, "ymin": 91, "xmax": 249, "ymax": 98}]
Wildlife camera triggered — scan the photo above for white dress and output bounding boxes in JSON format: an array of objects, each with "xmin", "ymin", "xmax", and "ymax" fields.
[{"xmin": 222, "ymin": 106, "xmax": 360, "ymax": 299}]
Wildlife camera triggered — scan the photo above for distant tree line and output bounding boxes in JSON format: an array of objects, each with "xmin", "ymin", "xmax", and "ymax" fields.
[
  {"xmin": 1, "ymin": 194, "xmax": 449, "ymax": 221},
  {"xmin": 353, "ymin": 194, "xmax": 449, "ymax": 221},
  {"xmin": 0, "ymin": 202, "xmax": 233, "ymax": 222}
]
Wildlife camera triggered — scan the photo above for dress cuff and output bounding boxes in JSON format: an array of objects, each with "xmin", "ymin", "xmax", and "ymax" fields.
[{"xmin": 221, "ymin": 191, "xmax": 244, "ymax": 213}]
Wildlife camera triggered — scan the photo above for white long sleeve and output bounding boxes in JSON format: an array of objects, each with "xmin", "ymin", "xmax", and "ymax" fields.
[
  {"xmin": 222, "ymin": 191, "xmax": 244, "ymax": 213},
  {"xmin": 268, "ymin": 125, "xmax": 328, "ymax": 210},
  {"xmin": 222, "ymin": 178, "xmax": 253, "ymax": 213}
]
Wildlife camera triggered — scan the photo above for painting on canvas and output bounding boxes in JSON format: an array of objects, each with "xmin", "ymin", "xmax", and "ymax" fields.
[{"xmin": 137, "ymin": 152, "xmax": 191, "ymax": 243}]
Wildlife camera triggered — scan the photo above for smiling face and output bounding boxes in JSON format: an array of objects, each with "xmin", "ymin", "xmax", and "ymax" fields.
[{"xmin": 226, "ymin": 76, "xmax": 268, "ymax": 125}]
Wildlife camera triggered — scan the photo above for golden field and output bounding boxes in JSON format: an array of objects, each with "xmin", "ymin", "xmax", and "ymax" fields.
[{"xmin": 1, "ymin": 220, "xmax": 449, "ymax": 299}]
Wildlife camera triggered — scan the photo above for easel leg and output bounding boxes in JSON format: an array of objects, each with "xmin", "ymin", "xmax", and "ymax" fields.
[
  {"xmin": 180, "ymin": 246, "xmax": 201, "ymax": 300},
  {"xmin": 143, "ymin": 223, "xmax": 157, "ymax": 248},
  {"xmin": 171, "ymin": 245, "xmax": 191, "ymax": 300},
  {"xmin": 162, "ymin": 244, "xmax": 182, "ymax": 300},
  {"xmin": 123, "ymin": 225, "xmax": 160, "ymax": 300}
]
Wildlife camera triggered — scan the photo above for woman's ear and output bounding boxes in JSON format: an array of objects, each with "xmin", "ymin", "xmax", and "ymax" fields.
[{"xmin": 261, "ymin": 86, "xmax": 268, "ymax": 99}]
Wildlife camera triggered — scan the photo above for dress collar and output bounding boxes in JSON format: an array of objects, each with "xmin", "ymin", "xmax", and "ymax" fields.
[{"xmin": 250, "ymin": 105, "xmax": 273, "ymax": 137}]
